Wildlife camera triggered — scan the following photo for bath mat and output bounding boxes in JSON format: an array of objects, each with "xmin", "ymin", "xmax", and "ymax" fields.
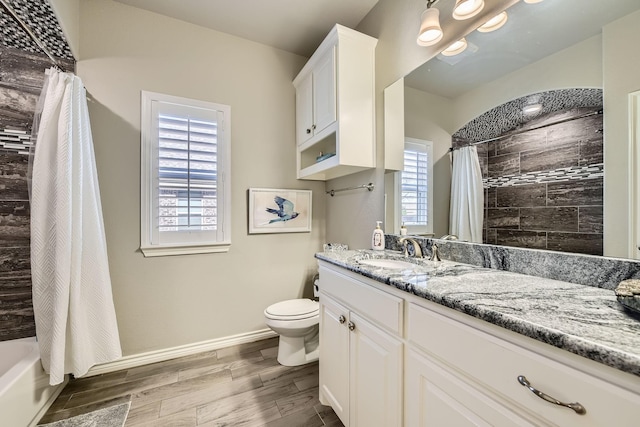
[{"xmin": 38, "ymin": 401, "xmax": 131, "ymax": 427}]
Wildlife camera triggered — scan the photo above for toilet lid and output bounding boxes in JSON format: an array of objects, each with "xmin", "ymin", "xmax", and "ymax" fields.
[{"xmin": 265, "ymin": 299, "xmax": 319, "ymax": 320}]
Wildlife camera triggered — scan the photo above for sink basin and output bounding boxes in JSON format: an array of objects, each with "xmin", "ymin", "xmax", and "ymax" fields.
[{"xmin": 357, "ymin": 258, "xmax": 418, "ymax": 270}]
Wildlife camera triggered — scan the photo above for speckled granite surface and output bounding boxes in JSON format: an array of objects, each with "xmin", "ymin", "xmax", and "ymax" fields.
[
  {"xmin": 316, "ymin": 249, "xmax": 640, "ymax": 378},
  {"xmin": 384, "ymin": 235, "xmax": 640, "ymax": 291}
]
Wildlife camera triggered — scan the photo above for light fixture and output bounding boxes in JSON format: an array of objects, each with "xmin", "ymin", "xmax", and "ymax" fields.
[
  {"xmin": 523, "ymin": 103, "xmax": 542, "ymax": 114},
  {"xmin": 524, "ymin": 0, "xmax": 544, "ymax": 3},
  {"xmin": 477, "ymin": 11, "xmax": 508, "ymax": 33},
  {"xmin": 417, "ymin": 1, "xmax": 444, "ymax": 46},
  {"xmin": 441, "ymin": 38, "xmax": 468, "ymax": 56},
  {"xmin": 452, "ymin": 0, "xmax": 485, "ymax": 20}
]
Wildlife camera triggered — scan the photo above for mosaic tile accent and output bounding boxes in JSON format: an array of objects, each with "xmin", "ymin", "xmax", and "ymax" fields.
[
  {"xmin": 453, "ymin": 88, "xmax": 603, "ymax": 143},
  {"xmin": 484, "ymin": 163, "xmax": 604, "ymax": 188},
  {"xmin": 0, "ymin": 0, "xmax": 74, "ymax": 60},
  {"xmin": 0, "ymin": 128, "xmax": 31, "ymax": 154}
]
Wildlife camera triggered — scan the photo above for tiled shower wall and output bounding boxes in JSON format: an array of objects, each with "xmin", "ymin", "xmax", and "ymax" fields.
[
  {"xmin": 477, "ymin": 108, "xmax": 604, "ymax": 255},
  {"xmin": 0, "ymin": 45, "xmax": 73, "ymax": 341}
]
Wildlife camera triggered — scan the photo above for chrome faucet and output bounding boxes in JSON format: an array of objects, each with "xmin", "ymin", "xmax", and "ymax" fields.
[
  {"xmin": 439, "ymin": 234, "xmax": 458, "ymax": 240},
  {"xmin": 429, "ymin": 243, "xmax": 442, "ymax": 262},
  {"xmin": 399, "ymin": 237, "xmax": 423, "ymax": 258}
]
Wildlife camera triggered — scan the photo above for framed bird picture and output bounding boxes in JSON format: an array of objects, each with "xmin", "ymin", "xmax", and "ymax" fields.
[{"xmin": 248, "ymin": 188, "xmax": 312, "ymax": 234}]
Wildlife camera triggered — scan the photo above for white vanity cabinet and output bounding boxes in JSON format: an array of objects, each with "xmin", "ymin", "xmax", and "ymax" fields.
[
  {"xmin": 293, "ymin": 25, "xmax": 377, "ymax": 181},
  {"xmin": 407, "ymin": 301, "xmax": 640, "ymax": 427},
  {"xmin": 318, "ymin": 265, "xmax": 403, "ymax": 427},
  {"xmin": 317, "ymin": 259, "xmax": 640, "ymax": 427}
]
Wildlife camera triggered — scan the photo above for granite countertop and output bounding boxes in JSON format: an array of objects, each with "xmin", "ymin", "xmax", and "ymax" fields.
[{"xmin": 315, "ymin": 249, "xmax": 640, "ymax": 378}]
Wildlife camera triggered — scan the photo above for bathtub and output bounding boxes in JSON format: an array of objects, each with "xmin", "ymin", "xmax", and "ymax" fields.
[{"xmin": 0, "ymin": 337, "xmax": 67, "ymax": 427}]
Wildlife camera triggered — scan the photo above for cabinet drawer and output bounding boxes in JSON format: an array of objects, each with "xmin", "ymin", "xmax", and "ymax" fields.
[
  {"xmin": 408, "ymin": 302, "xmax": 640, "ymax": 427},
  {"xmin": 319, "ymin": 265, "xmax": 403, "ymax": 336}
]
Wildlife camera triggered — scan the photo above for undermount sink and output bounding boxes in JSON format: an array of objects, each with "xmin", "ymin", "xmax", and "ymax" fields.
[{"xmin": 357, "ymin": 258, "xmax": 418, "ymax": 270}]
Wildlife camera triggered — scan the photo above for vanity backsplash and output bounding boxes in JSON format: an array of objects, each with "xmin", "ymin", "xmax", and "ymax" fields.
[{"xmin": 386, "ymin": 235, "xmax": 640, "ymax": 291}]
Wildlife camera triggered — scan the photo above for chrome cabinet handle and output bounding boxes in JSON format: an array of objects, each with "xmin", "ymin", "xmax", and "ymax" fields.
[
  {"xmin": 517, "ymin": 375, "xmax": 586, "ymax": 415},
  {"xmin": 338, "ymin": 315, "xmax": 346, "ymax": 324},
  {"xmin": 348, "ymin": 321, "xmax": 355, "ymax": 331}
]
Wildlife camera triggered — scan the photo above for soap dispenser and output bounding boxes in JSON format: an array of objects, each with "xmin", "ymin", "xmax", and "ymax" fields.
[{"xmin": 372, "ymin": 221, "xmax": 385, "ymax": 251}]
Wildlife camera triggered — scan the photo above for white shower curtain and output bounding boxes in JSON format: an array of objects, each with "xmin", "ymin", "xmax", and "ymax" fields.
[
  {"xmin": 449, "ymin": 145, "xmax": 484, "ymax": 243},
  {"xmin": 30, "ymin": 68, "xmax": 121, "ymax": 386}
]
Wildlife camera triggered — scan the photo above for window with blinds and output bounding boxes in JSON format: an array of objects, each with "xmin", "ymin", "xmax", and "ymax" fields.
[
  {"xmin": 158, "ymin": 114, "xmax": 218, "ymax": 232},
  {"xmin": 141, "ymin": 92, "xmax": 231, "ymax": 256},
  {"xmin": 401, "ymin": 139, "xmax": 433, "ymax": 234}
]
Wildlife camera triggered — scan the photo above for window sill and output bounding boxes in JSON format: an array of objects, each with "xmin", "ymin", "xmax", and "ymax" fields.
[{"xmin": 140, "ymin": 242, "xmax": 231, "ymax": 257}]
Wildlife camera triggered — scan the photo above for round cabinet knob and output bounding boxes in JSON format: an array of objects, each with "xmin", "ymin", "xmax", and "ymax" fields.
[
  {"xmin": 348, "ymin": 321, "xmax": 355, "ymax": 331},
  {"xmin": 312, "ymin": 124, "xmax": 317, "ymax": 130},
  {"xmin": 306, "ymin": 128, "xmax": 311, "ymax": 134},
  {"xmin": 338, "ymin": 315, "xmax": 346, "ymax": 324}
]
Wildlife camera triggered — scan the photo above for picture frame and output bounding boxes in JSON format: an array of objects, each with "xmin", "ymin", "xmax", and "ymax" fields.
[{"xmin": 248, "ymin": 188, "xmax": 312, "ymax": 234}]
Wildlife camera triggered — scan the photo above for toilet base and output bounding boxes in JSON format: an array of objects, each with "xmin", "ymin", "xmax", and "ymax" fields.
[{"xmin": 276, "ymin": 328, "xmax": 319, "ymax": 366}]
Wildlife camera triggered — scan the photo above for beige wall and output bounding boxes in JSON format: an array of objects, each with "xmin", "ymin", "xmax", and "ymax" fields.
[
  {"xmin": 404, "ymin": 87, "xmax": 453, "ymax": 237},
  {"xmin": 452, "ymin": 34, "xmax": 603, "ymax": 132},
  {"xmin": 603, "ymin": 9, "xmax": 640, "ymax": 258},
  {"xmin": 49, "ymin": 0, "xmax": 81, "ymax": 59},
  {"xmin": 76, "ymin": 0, "xmax": 325, "ymax": 356}
]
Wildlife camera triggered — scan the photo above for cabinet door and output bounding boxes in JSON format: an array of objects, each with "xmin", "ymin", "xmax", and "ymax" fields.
[
  {"xmin": 295, "ymin": 72, "xmax": 314, "ymax": 145},
  {"xmin": 406, "ymin": 349, "xmax": 539, "ymax": 427},
  {"xmin": 312, "ymin": 46, "xmax": 336, "ymax": 135},
  {"xmin": 319, "ymin": 293, "xmax": 350, "ymax": 425},
  {"xmin": 349, "ymin": 312, "xmax": 403, "ymax": 427}
]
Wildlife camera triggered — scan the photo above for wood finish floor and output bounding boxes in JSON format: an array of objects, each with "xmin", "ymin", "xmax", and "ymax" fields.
[{"xmin": 39, "ymin": 337, "xmax": 343, "ymax": 426}]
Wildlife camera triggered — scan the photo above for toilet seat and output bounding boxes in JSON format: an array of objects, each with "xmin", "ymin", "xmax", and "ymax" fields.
[{"xmin": 265, "ymin": 299, "xmax": 319, "ymax": 321}]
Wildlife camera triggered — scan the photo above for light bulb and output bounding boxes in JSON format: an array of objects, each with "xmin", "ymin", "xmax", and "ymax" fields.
[
  {"xmin": 417, "ymin": 8, "xmax": 444, "ymax": 46},
  {"xmin": 441, "ymin": 38, "xmax": 468, "ymax": 56},
  {"xmin": 477, "ymin": 11, "xmax": 508, "ymax": 33},
  {"xmin": 453, "ymin": 0, "xmax": 485, "ymax": 20},
  {"xmin": 523, "ymin": 103, "xmax": 542, "ymax": 114}
]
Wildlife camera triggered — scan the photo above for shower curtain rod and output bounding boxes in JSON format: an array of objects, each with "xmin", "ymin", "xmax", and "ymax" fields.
[
  {"xmin": 0, "ymin": 0, "xmax": 69, "ymax": 72},
  {"xmin": 449, "ymin": 108, "xmax": 603, "ymax": 152}
]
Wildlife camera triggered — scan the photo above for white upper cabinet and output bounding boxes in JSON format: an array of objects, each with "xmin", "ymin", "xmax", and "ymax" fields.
[
  {"xmin": 293, "ymin": 25, "xmax": 377, "ymax": 181},
  {"xmin": 296, "ymin": 47, "xmax": 336, "ymax": 145}
]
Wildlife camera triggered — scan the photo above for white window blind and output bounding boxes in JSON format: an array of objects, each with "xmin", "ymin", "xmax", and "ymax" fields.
[
  {"xmin": 141, "ymin": 92, "xmax": 231, "ymax": 256},
  {"xmin": 400, "ymin": 139, "xmax": 433, "ymax": 234}
]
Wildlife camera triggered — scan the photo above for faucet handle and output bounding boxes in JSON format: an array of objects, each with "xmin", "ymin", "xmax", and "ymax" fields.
[{"xmin": 429, "ymin": 243, "xmax": 441, "ymax": 262}]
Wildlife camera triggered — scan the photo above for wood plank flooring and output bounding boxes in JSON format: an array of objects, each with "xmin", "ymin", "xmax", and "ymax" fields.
[{"xmin": 39, "ymin": 337, "xmax": 343, "ymax": 426}]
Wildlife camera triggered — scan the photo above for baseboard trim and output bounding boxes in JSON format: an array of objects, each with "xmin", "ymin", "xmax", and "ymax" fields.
[{"xmin": 84, "ymin": 329, "xmax": 277, "ymax": 377}]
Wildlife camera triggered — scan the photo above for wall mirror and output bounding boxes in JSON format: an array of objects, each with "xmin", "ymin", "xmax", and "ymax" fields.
[{"xmin": 385, "ymin": 0, "xmax": 640, "ymax": 259}]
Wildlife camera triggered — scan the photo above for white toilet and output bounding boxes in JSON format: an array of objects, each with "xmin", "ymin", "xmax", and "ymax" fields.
[{"xmin": 264, "ymin": 298, "xmax": 320, "ymax": 366}]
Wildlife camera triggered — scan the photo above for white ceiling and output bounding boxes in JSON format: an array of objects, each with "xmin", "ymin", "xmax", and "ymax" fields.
[
  {"xmin": 112, "ymin": 0, "xmax": 379, "ymax": 57},
  {"xmin": 405, "ymin": 0, "xmax": 640, "ymax": 98}
]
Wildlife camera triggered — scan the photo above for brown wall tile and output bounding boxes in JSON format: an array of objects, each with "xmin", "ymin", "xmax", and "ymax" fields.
[
  {"xmin": 547, "ymin": 232, "xmax": 603, "ymax": 256},
  {"xmin": 496, "ymin": 230, "xmax": 547, "ymax": 249},
  {"xmin": 579, "ymin": 206, "xmax": 603, "ymax": 233},
  {"xmin": 520, "ymin": 143, "xmax": 579, "ymax": 173},
  {"xmin": 547, "ymin": 178, "xmax": 603, "ymax": 206},
  {"xmin": 488, "ymin": 152, "xmax": 519, "ymax": 178},
  {"xmin": 0, "ymin": 201, "xmax": 30, "ymax": 246},
  {"xmin": 495, "ymin": 130, "xmax": 546, "ymax": 155},
  {"xmin": 497, "ymin": 184, "xmax": 546, "ymax": 208},
  {"xmin": 487, "ymin": 208, "xmax": 520, "ymax": 228},
  {"xmin": 520, "ymin": 207, "xmax": 579, "ymax": 232},
  {"xmin": 486, "ymin": 187, "xmax": 497, "ymax": 208},
  {"xmin": 0, "ymin": 85, "xmax": 39, "ymax": 132}
]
